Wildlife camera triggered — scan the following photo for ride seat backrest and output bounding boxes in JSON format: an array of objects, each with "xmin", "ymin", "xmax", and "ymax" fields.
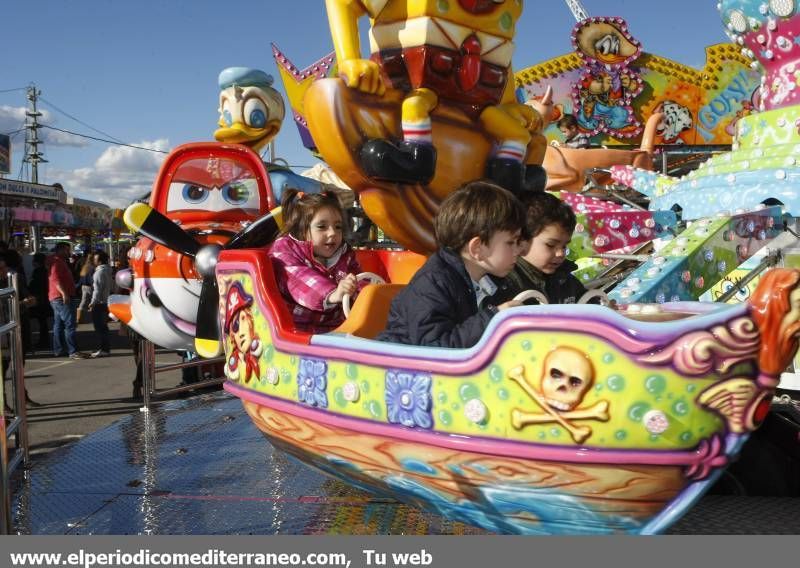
[{"xmin": 333, "ymin": 283, "xmax": 404, "ymax": 339}]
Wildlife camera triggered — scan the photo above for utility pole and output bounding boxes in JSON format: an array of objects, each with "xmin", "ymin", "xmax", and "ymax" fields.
[
  {"xmin": 23, "ymin": 84, "xmax": 47, "ymax": 252},
  {"xmin": 23, "ymin": 84, "xmax": 47, "ymax": 184},
  {"xmin": 564, "ymin": 0, "xmax": 589, "ymax": 21}
]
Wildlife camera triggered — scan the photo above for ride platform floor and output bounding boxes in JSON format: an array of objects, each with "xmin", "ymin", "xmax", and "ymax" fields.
[{"xmin": 10, "ymin": 391, "xmax": 800, "ymax": 535}]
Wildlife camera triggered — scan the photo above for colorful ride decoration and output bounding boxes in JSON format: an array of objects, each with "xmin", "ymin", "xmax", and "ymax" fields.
[
  {"xmin": 218, "ymin": 239, "xmax": 800, "ymax": 533},
  {"xmin": 526, "ymin": 85, "xmax": 661, "ymax": 191},
  {"xmin": 516, "ymin": 31, "xmax": 758, "ymax": 147},
  {"xmin": 110, "ymin": 142, "xmax": 280, "ymax": 354},
  {"xmin": 611, "ymin": 1, "xmax": 800, "ymax": 219},
  {"xmin": 608, "ymin": 206, "xmax": 783, "ymax": 304},
  {"xmin": 700, "ymin": 231, "xmax": 797, "ymax": 303},
  {"xmin": 571, "ymin": 17, "xmax": 644, "ymax": 139},
  {"xmin": 303, "ymin": 0, "xmax": 547, "ymax": 254},
  {"xmin": 272, "ymin": 45, "xmax": 337, "ymax": 154},
  {"xmin": 560, "ymin": 192, "xmax": 678, "ymax": 258},
  {"xmin": 213, "ymin": 66, "xmax": 322, "ymax": 202}
]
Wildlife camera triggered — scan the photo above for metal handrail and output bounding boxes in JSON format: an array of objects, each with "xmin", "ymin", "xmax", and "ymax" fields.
[
  {"xmin": 1, "ymin": 272, "xmax": 29, "ymax": 534},
  {"xmin": 140, "ymin": 338, "xmax": 225, "ymax": 409}
]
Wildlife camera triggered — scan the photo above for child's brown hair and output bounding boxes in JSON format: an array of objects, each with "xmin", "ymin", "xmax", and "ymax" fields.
[
  {"xmin": 520, "ymin": 192, "xmax": 576, "ymax": 238},
  {"xmin": 557, "ymin": 114, "xmax": 579, "ymax": 130},
  {"xmin": 434, "ymin": 180, "xmax": 527, "ymax": 252},
  {"xmin": 281, "ymin": 188, "xmax": 346, "ymax": 240}
]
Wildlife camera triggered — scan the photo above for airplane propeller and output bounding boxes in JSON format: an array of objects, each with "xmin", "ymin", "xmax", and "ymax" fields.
[{"xmin": 124, "ymin": 203, "xmax": 284, "ymax": 358}]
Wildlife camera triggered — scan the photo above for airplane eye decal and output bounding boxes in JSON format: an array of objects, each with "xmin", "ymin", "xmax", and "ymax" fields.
[
  {"xmin": 182, "ymin": 184, "xmax": 210, "ymax": 204},
  {"xmin": 222, "ymin": 181, "xmax": 251, "ymax": 205},
  {"xmin": 243, "ymin": 98, "xmax": 267, "ymax": 129},
  {"xmin": 166, "ymin": 177, "xmax": 260, "ymax": 215},
  {"xmin": 167, "ymin": 181, "xmax": 216, "ymax": 213}
]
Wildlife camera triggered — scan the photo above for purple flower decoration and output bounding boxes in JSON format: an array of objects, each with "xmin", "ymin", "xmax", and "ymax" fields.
[
  {"xmin": 385, "ymin": 370, "xmax": 433, "ymax": 429},
  {"xmin": 297, "ymin": 358, "xmax": 328, "ymax": 408}
]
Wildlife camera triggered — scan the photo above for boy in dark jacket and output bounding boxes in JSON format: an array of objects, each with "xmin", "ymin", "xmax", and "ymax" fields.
[
  {"xmin": 494, "ymin": 192, "xmax": 588, "ymax": 305},
  {"xmin": 377, "ymin": 181, "xmax": 526, "ymax": 348}
]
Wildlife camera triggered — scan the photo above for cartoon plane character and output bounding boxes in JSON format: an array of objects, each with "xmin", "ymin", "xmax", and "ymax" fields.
[
  {"xmin": 110, "ymin": 142, "xmax": 283, "ymax": 358},
  {"xmin": 325, "ymin": 0, "xmax": 546, "ymax": 195}
]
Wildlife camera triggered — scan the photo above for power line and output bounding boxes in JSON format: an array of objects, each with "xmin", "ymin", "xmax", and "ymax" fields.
[
  {"xmin": 0, "ymin": 87, "xmax": 26, "ymax": 94},
  {"xmin": 39, "ymin": 124, "xmax": 169, "ymax": 154},
  {"xmin": 39, "ymin": 95, "xmax": 127, "ymax": 144}
]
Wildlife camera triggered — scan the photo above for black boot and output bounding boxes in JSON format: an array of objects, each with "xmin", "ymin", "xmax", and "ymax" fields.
[
  {"xmin": 523, "ymin": 164, "xmax": 548, "ymax": 193},
  {"xmin": 360, "ymin": 139, "xmax": 436, "ymax": 184},
  {"xmin": 486, "ymin": 157, "xmax": 524, "ymax": 196},
  {"xmin": 132, "ymin": 382, "xmax": 143, "ymax": 401}
]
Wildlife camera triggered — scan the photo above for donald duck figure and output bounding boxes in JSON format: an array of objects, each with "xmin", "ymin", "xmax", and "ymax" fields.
[{"xmin": 214, "ymin": 66, "xmax": 321, "ymax": 202}]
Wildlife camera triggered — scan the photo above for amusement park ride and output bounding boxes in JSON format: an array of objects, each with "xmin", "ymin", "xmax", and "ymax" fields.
[{"xmin": 111, "ymin": 0, "xmax": 800, "ymax": 534}]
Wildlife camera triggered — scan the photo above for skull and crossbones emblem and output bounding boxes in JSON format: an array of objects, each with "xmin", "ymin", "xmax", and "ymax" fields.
[{"xmin": 508, "ymin": 347, "xmax": 609, "ymax": 444}]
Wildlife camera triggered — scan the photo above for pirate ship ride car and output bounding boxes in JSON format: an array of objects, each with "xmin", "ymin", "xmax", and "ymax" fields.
[
  {"xmin": 214, "ymin": 0, "xmax": 800, "ymax": 533},
  {"xmin": 119, "ymin": 1, "xmax": 800, "ymax": 534},
  {"xmin": 214, "ymin": 243, "xmax": 799, "ymax": 535}
]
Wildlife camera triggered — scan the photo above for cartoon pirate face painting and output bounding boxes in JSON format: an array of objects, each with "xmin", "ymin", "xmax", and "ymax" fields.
[{"xmin": 224, "ymin": 282, "xmax": 263, "ymax": 383}]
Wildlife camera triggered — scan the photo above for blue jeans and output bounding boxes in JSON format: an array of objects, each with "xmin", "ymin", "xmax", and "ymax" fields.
[{"xmin": 51, "ymin": 299, "xmax": 78, "ymax": 356}]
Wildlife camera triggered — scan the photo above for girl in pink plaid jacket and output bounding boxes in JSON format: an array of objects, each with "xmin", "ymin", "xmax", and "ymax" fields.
[{"xmin": 269, "ymin": 189, "xmax": 366, "ymax": 333}]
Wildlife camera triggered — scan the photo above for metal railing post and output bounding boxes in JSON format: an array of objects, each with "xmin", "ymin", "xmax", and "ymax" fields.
[
  {"xmin": 9, "ymin": 273, "xmax": 28, "ymax": 466},
  {"xmin": 1, "ymin": 271, "xmax": 30, "ymax": 534},
  {"xmin": 142, "ymin": 338, "xmax": 155, "ymax": 409},
  {"xmin": 0, "ymin": 354, "xmax": 9, "ymax": 535}
]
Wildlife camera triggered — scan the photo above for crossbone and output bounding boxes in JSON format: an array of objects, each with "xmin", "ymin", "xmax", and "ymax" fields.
[{"xmin": 508, "ymin": 365, "xmax": 609, "ymax": 444}]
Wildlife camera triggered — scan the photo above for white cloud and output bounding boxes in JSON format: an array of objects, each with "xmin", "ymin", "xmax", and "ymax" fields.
[
  {"xmin": 0, "ymin": 104, "xmax": 89, "ymax": 148},
  {"xmin": 46, "ymin": 139, "xmax": 170, "ymax": 208}
]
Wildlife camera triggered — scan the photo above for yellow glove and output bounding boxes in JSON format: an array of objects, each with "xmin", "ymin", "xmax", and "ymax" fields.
[{"xmin": 339, "ymin": 59, "xmax": 386, "ymax": 96}]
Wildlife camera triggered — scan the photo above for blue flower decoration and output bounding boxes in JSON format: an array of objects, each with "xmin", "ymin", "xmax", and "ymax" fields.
[
  {"xmin": 385, "ymin": 370, "xmax": 433, "ymax": 429},
  {"xmin": 297, "ymin": 358, "xmax": 328, "ymax": 408}
]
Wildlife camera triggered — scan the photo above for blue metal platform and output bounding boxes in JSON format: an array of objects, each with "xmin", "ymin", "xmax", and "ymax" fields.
[{"xmin": 10, "ymin": 392, "xmax": 800, "ymax": 535}]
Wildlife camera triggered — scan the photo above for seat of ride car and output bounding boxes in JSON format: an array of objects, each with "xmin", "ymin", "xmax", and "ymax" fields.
[
  {"xmin": 253, "ymin": 246, "xmax": 402, "ymax": 341},
  {"xmin": 332, "ymin": 283, "xmax": 404, "ymax": 339}
]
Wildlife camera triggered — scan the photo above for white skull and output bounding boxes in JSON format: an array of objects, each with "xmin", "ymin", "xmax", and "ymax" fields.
[{"xmin": 540, "ymin": 347, "xmax": 595, "ymax": 411}]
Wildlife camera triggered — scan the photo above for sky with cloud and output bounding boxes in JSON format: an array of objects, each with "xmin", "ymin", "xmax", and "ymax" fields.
[{"xmin": 0, "ymin": 0, "xmax": 729, "ymax": 208}]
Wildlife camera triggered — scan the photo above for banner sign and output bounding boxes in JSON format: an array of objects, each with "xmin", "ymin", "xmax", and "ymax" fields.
[
  {"xmin": 0, "ymin": 179, "xmax": 65, "ymax": 201},
  {"xmin": 0, "ymin": 133, "xmax": 9, "ymax": 173}
]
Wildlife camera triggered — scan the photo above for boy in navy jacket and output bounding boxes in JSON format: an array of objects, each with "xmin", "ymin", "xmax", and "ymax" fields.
[{"xmin": 377, "ymin": 181, "xmax": 526, "ymax": 348}]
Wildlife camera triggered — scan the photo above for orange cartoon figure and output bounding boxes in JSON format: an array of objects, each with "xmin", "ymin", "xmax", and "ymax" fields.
[
  {"xmin": 224, "ymin": 282, "xmax": 263, "ymax": 383},
  {"xmin": 751, "ymin": 268, "xmax": 800, "ymax": 378},
  {"xmin": 324, "ymin": 0, "xmax": 545, "ymax": 196}
]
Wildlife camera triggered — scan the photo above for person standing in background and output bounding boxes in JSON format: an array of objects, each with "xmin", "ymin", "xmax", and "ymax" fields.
[
  {"xmin": 88, "ymin": 251, "xmax": 112, "ymax": 358},
  {"xmin": 75, "ymin": 255, "xmax": 94, "ymax": 324},
  {"xmin": 48, "ymin": 242, "xmax": 87, "ymax": 359},
  {"xmin": 28, "ymin": 253, "xmax": 51, "ymax": 350}
]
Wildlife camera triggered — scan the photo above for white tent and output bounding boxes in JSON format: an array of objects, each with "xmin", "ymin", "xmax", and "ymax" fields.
[{"xmin": 300, "ymin": 163, "xmax": 355, "ymax": 208}]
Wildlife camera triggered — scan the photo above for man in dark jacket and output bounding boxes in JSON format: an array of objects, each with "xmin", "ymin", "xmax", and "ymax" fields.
[
  {"xmin": 493, "ymin": 191, "xmax": 589, "ymax": 305},
  {"xmin": 377, "ymin": 181, "xmax": 526, "ymax": 348}
]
